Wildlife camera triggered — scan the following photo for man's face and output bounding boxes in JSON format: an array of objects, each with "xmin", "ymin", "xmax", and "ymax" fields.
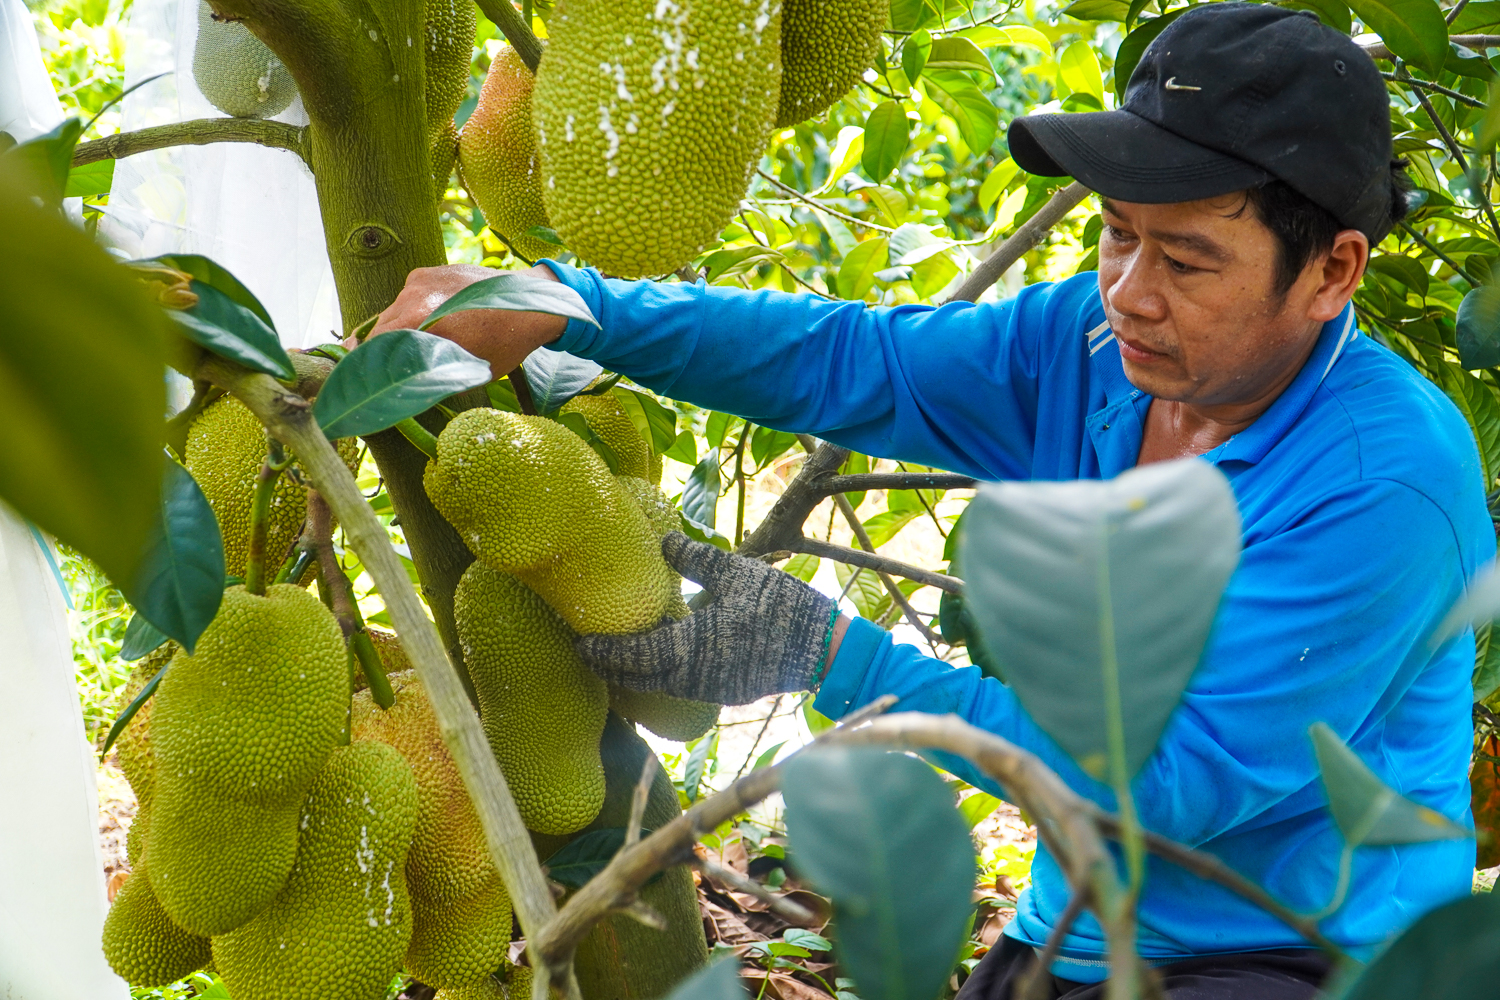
[{"xmin": 1096, "ymin": 196, "xmax": 1339, "ymax": 407}]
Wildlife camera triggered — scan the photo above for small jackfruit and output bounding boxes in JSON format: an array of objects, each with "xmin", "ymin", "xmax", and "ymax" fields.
[
  {"xmin": 459, "ymin": 45, "xmax": 555, "ymax": 261},
  {"xmin": 116, "ymin": 642, "xmax": 175, "ymax": 812},
  {"xmin": 561, "ymin": 394, "xmax": 660, "ymax": 484},
  {"xmin": 532, "ymin": 0, "xmax": 783, "ymax": 277},
  {"xmin": 455, "ymin": 564, "xmax": 607, "ymax": 835},
  {"xmin": 192, "ymin": 1, "xmax": 297, "ymax": 119},
  {"xmin": 102, "ymin": 861, "xmax": 213, "ymax": 988},
  {"xmin": 425, "ymin": 0, "xmax": 476, "ymax": 196},
  {"xmin": 213, "ymin": 742, "xmax": 419, "ymax": 1000},
  {"xmin": 425, "ymin": 410, "xmax": 672, "ymax": 635},
  {"xmin": 352, "ymin": 669, "xmax": 512, "ymax": 986},
  {"xmin": 776, "ymin": 0, "xmax": 888, "ymax": 127},
  {"xmin": 148, "ymin": 584, "xmax": 348, "ymax": 936}
]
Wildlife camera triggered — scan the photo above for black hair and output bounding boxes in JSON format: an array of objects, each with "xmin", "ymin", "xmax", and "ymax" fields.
[{"xmin": 1240, "ymin": 161, "xmax": 1412, "ymax": 296}]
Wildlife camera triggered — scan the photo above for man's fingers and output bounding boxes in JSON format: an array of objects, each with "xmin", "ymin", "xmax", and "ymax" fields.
[{"xmin": 662, "ymin": 531, "xmax": 741, "ymax": 590}]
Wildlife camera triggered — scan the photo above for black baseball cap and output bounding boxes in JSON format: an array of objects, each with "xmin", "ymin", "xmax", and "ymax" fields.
[{"xmin": 1007, "ymin": 3, "xmax": 1396, "ymax": 241}]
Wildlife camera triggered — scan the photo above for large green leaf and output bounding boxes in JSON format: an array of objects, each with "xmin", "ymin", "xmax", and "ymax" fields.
[
  {"xmin": 661, "ymin": 957, "xmax": 746, "ymax": 1000},
  {"xmin": 0, "ymin": 161, "xmax": 168, "ymax": 587},
  {"xmin": 1476, "ymin": 621, "xmax": 1500, "ymax": 701},
  {"xmin": 64, "ymin": 158, "xmax": 114, "ymax": 198},
  {"xmin": 1325, "ymin": 892, "xmax": 1500, "ymax": 1000},
  {"xmin": 312, "ymin": 329, "xmax": 491, "ymax": 439},
  {"xmin": 925, "ymin": 37, "xmax": 994, "ymax": 78},
  {"xmin": 120, "ymin": 611, "xmax": 169, "ymax": 661},
  {"xmin": 419, "ymin": 271, "xmax": 600, "ymax": 330},
  {"xmin": 683, "ymin": 455, "xmax": 722, "ymax": 528},
  {"xmin": 171, "ymin": 280, "xmax": 295, "ymax": 380},
  {"xmin": 611, "ymin": 386, "xmax": 678, "ymax": 454},
  {"xmin": 123, "ymin": 461, "xmax": 225, "ymax": 654},
  {"xmin": 541, "ymin": 827, "xmax": 656, "ymax": 889},
  {"xmin": 1457, "ymin": 285, "xmax": 1500, "ymax": 369},
  {"xmin": 1437, "ymin": 361, "xmax": 1500, "ymax": 493},
  {"xmin": 861, "ymin": 101, "xmax": 911, "ymax": 183},
  {"xmin": 783, "ymin": 747, "xmax": 975, "ymax": 1000},
  {"xmin": 519, "ymin": 349, "xmax": 604, "ymax": 414},
  {"xmin": 838, "ymin": 237, "xmax": 890, "ymax": 300},
  {"xmin": 2, "ymin": 117, "xmax": 82, "ymax": 206},
  {"xmin": 1284, "ymin": 0, "xmax": 1353, "ymax": 33},
  {"xmin": 1346, "ymin": 0, "xmax": 1449, "ymax": 77},
  {"xmin": 1309, "ymin": 722, "xmax": 1468, "ymax": 846},
  {"xmin": 148, "ymin": 253, "xmax": 275, "ymax": 329},
  {"xmin": 923, "ymin": 71, "xmax": 1000, "ymax": 154},
  {"xmin": 959, "ymin": 459, "xmax": 1241, "ymax": 779},
  {"xmin": 1452, "ymin": 0, "xmax": 1500, "ymax": 32}
]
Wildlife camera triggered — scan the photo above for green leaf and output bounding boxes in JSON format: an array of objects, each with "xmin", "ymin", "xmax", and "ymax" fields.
[
  {"xmin": 524, "ymin": 224, "xmax": 566, "ymax": 247},
  {"xmin": 661, "ymin": 957, "xmax": 747, "ymax": 1000},
  {"xmin": 420, "ymin": 272, "xmax": 600, "ymax": 330},
  {"xmin": 120, "ymin": 612, "xmax": 169, "ymax": 661},
  {"xmin": 783, "ymin": 928, "xmax": 833, "ymax": 952},
  {"xmin": 0, "ymin": 163, "xmax": 168, "ymax": 587},
  {"xmin": 1114, "ymin": 10, "xmax": 1190, "ymax": 100},
  {"xmin": 2, "ymin": 117, "xmax": 82, "ymax": 205},
  {"xmin": 664, "ymin": 428, "xmax": 698, "ymax": 465},
  {"xmin": 750, "ymin": 425, "xmax": 798, "ymax": 468},
  {"xmin": 960, "ymin": 460, "xmax": 1241, "ymax": 779},
  {"xmin": 814, "ymin": 126, "xmax": 866, "ymax": 196},
  {"xmin": 835, "ymin": 562, "xmax": 886, "ymax": 620},
  {"xmin": 1346, "ymin": 0, "xmax": 1449, "ymax": 76},
  {"xmin": 838, "ymin": 237, "xmax": 890, "ymax": 300},
  {"xmin": 901, "ymin": 29, "xmax": 932, "ymax": 80},
  {"xmin": 1437, "ymin": 360, "xmax": 1500, "ymax": 493},
  {"xmin": 782, "ymin": 747, "xmax": 976, "ymax": 1000},
  {"xmin": 1060, "ymin": 0, "xmax": 1130, "ymax": 19},
  {"xmin": 803, "ymin": 700, "xmax": 836, "ymax": 734},
  {"xmin": 678, "ymin": 511, "xmax": 731, "ymax": 551},
  {"xmin": 520, "ymin": 349, "xmax": 604, "ymax": 414},
  {"xmin": 1282, "ymin": 0, "xmax": 1353, "ymax": 33},
  {"xmin": 486, "ymin": 379, "xmax": 521, "ymax": 412},
  {"xmin": 99, "ymin": 658, "xmax": 168, "ymax": 758},
  {"xmin": 312, "ymin": 330, "xmax": 490, "ymax": 439},
  {"xmin": 978, "ymin": 158, "xmax": 1020, "ymax": 212},
  {"xmin": 959, "ymin": 792, "xmax": 1002, "ymax": 830},
  {"xmin": 1475, "ymin": 621, "xmax": 1500, "ymax": 701},
  {"xmin": 861, "ymin": 102, "xmax": 911, "ymax": 182},
  {"xmin": 701, "ymin": 244, "xmax": 786, "ymax": 283},
  {"xmin": 64, "ymin": 157, "xmax": 114, "ymax": 198},
  {"xmin": 705, "ymin": 410, "xmax": 736, "ymax": 449},
  {"xmin": 171, "ymin": 281, "xmax": 295, "ymax": 380},
  {"xmin": 1058, "ymin": 40, "xmax": 1104, "ymax": 103},
  {"xmin": 683, "ymin": 455, "xmax": 722, "ymax": 528},
  {"xmin": 1325, "ymin": 892, "xmax": 1500, "ymax": 1000},
  {"xmin": 926, "ymin": 37, "xmax": 994, "ymax": 79},
  {"xmin": 753, "ymin": 741, "xmax": 787, "ymax": 772},
  {"xmin": 923, "ymin": 71, "xmax": 1000, "ymax": 154},
  {"xmin": 1457, "ymin": 285, "xmax": 1500, "ymax": 369},
  {"xmin": 1366, "ymin": 254, "xmax": 1430, "ymax": 298},
  {"xmin": 542, "ymin": 827, "xmax": 656, "ymax": 888},
  {"xmin": 840, "ymin": 451, "xmax": 870, "ymax": 510},
  {"xmin": 960, "ymin": 24, "xmax": 1052, "ymax": 52},
  {"xmin": 123, "ymin": 461, "xmax": 226, "ymax": 654},
  {"xmin": 888, "ymin": 0, "xmax": 937, "ymax": 32},
  {"xmin": 683, "ymin": 730, "xmax": 719, "ymax": 802},
  {"xmin": 784, "ymin": 553, "xmax": 820, "ymax": 583},
  {"xmin": 865, "ymin": 186, "xmax": 908, "ymax": 225},
  {"xmin": 554, "ymin": 411, "xmax": 621, "ymax": 473},
  {"xmin": 1453, "ymin": 0, "xmax": 1500, "ymax": 31},
  {"xmin": 612, "ymin": 386, "xmax": 677, "ymax": 454},
  {"xmin": 148, "ymin": 254, "xmax": 275, "ymax": 329},
  {"xmin": 1309, "ymin": 722, "xmax": 1469, "ymax": 846},
  {"xmin": 861, "ymin": 509, "xmax": 919, "ymax": 548}
]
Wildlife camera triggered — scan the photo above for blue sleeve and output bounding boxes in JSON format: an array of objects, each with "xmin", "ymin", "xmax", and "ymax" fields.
[
  {"xmin": 539, "ymin": 261, "xmax": 1101, "ymax": 481},
  {"xmin": 815, "ymin": 478, "xmax": 1475, "ymax": 838}
]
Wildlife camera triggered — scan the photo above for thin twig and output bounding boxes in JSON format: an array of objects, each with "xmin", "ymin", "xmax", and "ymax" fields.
[
  {"xmin": 734, "ymin": 694, "xmax": 784, "ymax": 782},
  {"xmin": 72, "ymin": 118, "xmax": 309, "ymax": 168},
  {"xmin": 694, "ymin": 857, "xmax": 820, "ymax": 926},
  {"xmin": 1380, "ymin": 71, "xmax": 1485, "ymax": 108},
  {"xmin": 1362, "ymin": 34, "xmax": 1500, "ymax": 60},
  {"xmin": 946, "ymin": 182, "xmax": 1091, "ymax": 303},
  {"xmin": 624, "ymin": 756, "xmax": 656, "ymax": 848},
  {"xmin": 1399, "ymin": 222, "xmax": 1477, "ymax": 287},
  {"xmin": 790, "ymin": 536, "xmax": 963, "ymax": 594},
  {"xmin": 753, "ymin": 168, "xmax": 897, "ymax": 233},
  {"xmin": 1398, "ymin": 64, "xmax": 1500, "ymax": 241},
  {"xmin": 1448, "ymin": 0, "xmax": 1472, "ymax": 24},
  {"xmin": 831, "ymin": 492, "xmax": 944, "ymax": 644}
]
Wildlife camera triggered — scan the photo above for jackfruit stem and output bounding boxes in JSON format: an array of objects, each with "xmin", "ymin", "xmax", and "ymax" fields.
[
  {"xmin": 352, "ymin": 629, "xmax": 396, "ymax": 709},
  {"xmin": 395, "ymin": 417, "xmax": 440, "ymax": 460},
  {"xmin": 508, "ymin": 365, "xmax": 539, "ymax": 415},
  {"xmin": 245, "ymin": 439, "xmax": 293, "ymax": 596},
  {"xmin": 274, "ymin": 546, "xmax": 316, "ymax": 585}
]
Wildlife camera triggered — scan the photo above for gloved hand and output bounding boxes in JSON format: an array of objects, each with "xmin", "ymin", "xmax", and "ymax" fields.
[{"xmin": 575, "ymin": 532, "xmax": 840, "ymax": 705}]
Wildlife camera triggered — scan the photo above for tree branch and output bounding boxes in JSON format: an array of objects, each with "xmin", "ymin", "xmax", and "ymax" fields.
[
  {"xmin": 72, "ymin": 118, "xmax": 309, "ymax": 168},
  {"xmin": 474, "ymin": 0, "xmax": 544, "ymax": 72},
  {"xmin": 1362, "ymin": 34, "xmax": 1500, "ymax": 61},
  {"xmin": 832, "ymin": 492, "xmax": 944, "ymax": 644},
  {"xmin": 790, "ymin": 536, "xmax": 963, "ymax": 594},
  {"xmin": 736, "ymin": 442, "xmax": 851, "ymax": 558},
  {"xmin": 946, "ymin": 181, "xmax": 1091, "ymax": 304},
  {"xmin": 822, "ymin": 472, "xmax": 977, "ymax": 494},
  {"xmin": 693, "ymin": 857, "xmax": 820, "ymax": 927}
]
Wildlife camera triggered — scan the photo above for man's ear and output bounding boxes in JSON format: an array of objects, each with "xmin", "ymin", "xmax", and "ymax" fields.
[{"xmin": 1306, "ymin": 229, "xmax": 1368, "ymax": 322}]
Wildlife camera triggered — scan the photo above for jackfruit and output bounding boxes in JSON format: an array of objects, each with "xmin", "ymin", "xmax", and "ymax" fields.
[
  {"xmin": 192, "ymin": 0, "xmax": 296, "ymax": 119},
  {"xmin": 116, "ymin": 642, "xmax": 176, "ymax": 812},
  {"xmin": 351, "ymin": 669, "xmax": 512, "ymax": 987},
  {"xmin": 532, "ymin": 0, "xmax": 783, "ymax": 277},
  {"xmin": 561, "ymin": 394, "xmax": 660, "ymax": 484},
  {"xmin": 459, "ymin": 45, "xmax": 555, "ymax": 262},
  {"xmin": 354, "ymin": 623, "xmax": 410, "ymax": 693},
  {"xmin": 455, "ymin": 563, "xmax": 607, "ymax": 835},
  {"xmin": 102, "ymin": 861, "xmax": 213, "ymax": 988},
  {"xmin": 148, "ymin": 584, "xmax": 348, "ymax": 936},
  {"xmin": 425, "ymin": 0, "xmax": 476, "ymax": 197},
  {"xmin": 184, "ymin": 395, "xmax": 359, "ymax": 580},
  {"xmin": 213, "ymin": 741, "xmax": 419, "ymax": 1000},
  {"xmin": 775, "ymin": 0, "xmax": 888, "ymax": 126},
  {"xmin": 435, "ymin": 965, "xmax": 554, "ymax": 1000},
  {"xmin": 425, "ymin": 409, "xmax": 673, "ymax": 635}
]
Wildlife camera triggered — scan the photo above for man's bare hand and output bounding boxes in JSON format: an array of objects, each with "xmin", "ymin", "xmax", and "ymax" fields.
[{"xmin": 358, "ymin": 264, "xmax": 570, "ymax": 378}]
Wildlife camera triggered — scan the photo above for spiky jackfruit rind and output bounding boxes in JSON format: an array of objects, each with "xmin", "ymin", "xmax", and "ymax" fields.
[
  {"xmin": 425, "ymin": 0, "xmax": 476, "ymax": 195},
  {"xmin": 147, "ymin": 584, "xmax": 348, "ymax": 936},
  {"xmin": 532, "ymin": 0, "xmax": 783, "ymax": 277},
  {"xmin": 405, "ymin": 875, "xmax": 513, "ymax": 988},
  {"xmin": 212, "ymin": 742, "xmax": 419, "ymax": 1000},
  {"xmin": 102, "ymin": 863, "xmax": 212, "ymax": 988},
  {"xmin": 460, "ymin": 46, "xmax": 555, "ymax": 261},
  {"xmin": 354, "ymin": 624, "xmax": 410, "ymax": 693},
  {"xmin": 775, "ymin": 0, "xmax": 888, "ymax": 127},
  {"xmin": 563, "ymin": 397, "xmax": 659, "ymax": 484},
  {"xmin": 425, "ymin": 409, "xmax": 673, "ymax": 635},
  {"xmin": 455, "ymin": 564, "xmax": 608, "ymax": 835},
  {"xmin": 191, "ymin": 1, "xmax": 297, "ymax": 119}
]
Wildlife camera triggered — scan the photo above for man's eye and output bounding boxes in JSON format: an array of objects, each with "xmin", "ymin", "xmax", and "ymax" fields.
[
  {"xmin": 1166, "ymin": 255, "xmax": 1199, "ymax": 274},
  {"xmin": 1105, "ymin": 225, "xmax": 1134, "ymax": 242}
]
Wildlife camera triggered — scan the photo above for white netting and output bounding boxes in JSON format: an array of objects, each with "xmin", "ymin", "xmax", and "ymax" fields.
[{"xmin": 100, "ymin": 0, "xmax": 341, "ymax": 348}]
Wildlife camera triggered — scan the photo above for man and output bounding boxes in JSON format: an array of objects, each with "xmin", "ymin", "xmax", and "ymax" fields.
[{"xmin": 373, "ymin": 5, "xmax": 1491, "ymax": 997}]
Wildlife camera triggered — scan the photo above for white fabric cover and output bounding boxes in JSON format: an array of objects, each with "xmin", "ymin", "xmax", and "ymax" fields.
[{"xmin": 100, "ymin": 0, "xmax": 340, "ymax": 348}]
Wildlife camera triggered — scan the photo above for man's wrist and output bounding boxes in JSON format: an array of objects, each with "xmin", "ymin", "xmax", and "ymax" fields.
[{"xmin": 810, "ymin": 613, "xmax": 851, "ymax": 691}]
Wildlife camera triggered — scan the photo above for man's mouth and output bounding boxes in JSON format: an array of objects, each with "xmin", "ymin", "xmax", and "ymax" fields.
[{"xmin": 1117, "ymin": 334, "xmax": 1169, "ymax": 363}]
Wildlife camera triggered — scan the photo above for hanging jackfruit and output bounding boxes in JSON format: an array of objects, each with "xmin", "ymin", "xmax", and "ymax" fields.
[
  {"xmin": 532, "ymin": 0, "xmax": 783, "ymax": 277},
  {"xmin": 455, "ymin": 563, "xmax": 607, "ymax": 835},
  {"xmin": 425, "ymin": 409, "xmax": 673, "ymax": 635},
  {"xmin": 116, "ymin": 642, "xmax": 175, "ymax": 811},
  {"xmin": 459, "ymin": 45, "xmax": 555, "ymax": 261},
  {"xmin": 192, "ymin": 1, "xmax": 297, "ymax": 119},
  {"xmin": 147, "ymin": 584, "xmax": 348, "ymax": 936},
  {"xmin": 213, "ymin": 741, "xmax": 419, "ymax": 1000},
  {"xmin": 776, "ymin": 0, "xmax": 888, "ymax": 127},
  {"xmin": 102, "ymin": 860, "xmax": 213, "ymax": 988},
  {"xmin": 351, "ymin": 669, "xmax": 513, "ymax": 987},
  {"xmin": 561, "ymin": 394, "xmax": 660, "ymax": 484},
  {"xmin": 425, "ymin": 0, "xmax": 477, "ymax": 197}
]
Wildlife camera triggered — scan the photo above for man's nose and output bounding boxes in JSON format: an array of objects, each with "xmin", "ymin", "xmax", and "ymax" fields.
[{"xmin": 1105, "ymin": 249, "xmax": 1168, "ymax": 323}]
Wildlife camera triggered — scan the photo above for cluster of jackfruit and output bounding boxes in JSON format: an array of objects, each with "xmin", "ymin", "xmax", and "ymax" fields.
[
  {"xmin": 191, "ymin": 0, "xmax": 297, "ymax": 119},
  {"xmin": 458, "ymin": 0, "xmax": 887, "ymax": 276}
]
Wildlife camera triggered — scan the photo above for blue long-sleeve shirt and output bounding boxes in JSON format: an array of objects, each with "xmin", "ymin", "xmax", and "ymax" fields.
[{"xmin": 539, "ymin": 261, "xmax": 1491, "ymax": 977}]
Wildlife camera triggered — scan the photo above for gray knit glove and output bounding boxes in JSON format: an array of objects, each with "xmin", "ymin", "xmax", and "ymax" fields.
[{"xmin": 575, "ymin": 532, "xmax": 839, "ymax": 705}]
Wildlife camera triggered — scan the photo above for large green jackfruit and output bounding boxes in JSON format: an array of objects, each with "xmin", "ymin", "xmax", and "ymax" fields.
[
  {"xmin": 425, "ymin": 409, "xmax": 673, "ymax": 635},
  {"xmin": 561, "ymin": 394, "xmax": 660, "ymax": 484},
  {"xmin": 459, "ymin": 46, "xmax": 555, "ymax": 261},
  {"xmin": 776, "ymin": 0, "xmax": 888, "ymax": 126},
  {"xmin": 148, "ymin": 584, "xmax": 348, "ymax": 936},
  {"xmin": 213, "ymin": 742, "xmax": 419, "ymax": 1000},
  {"xmin": 102, "ymin": 861, "xmax": 213, "ymax": 988},
  {"xmin": 455, "ymin": 564, "xmax": 608, "ymax": 835},
  {"xmin": 533, "ymin": 0, "xmax": 783, "ymax": 277},
  {"xmin": 352, "ymin": 669, "xmax": 513, "ymax": 987},
  {"xmin": 425, "ymin": 0, "xmax": 477, "ymax": 196},
  {"xmin": 192, "ymin": 1, "xmax": 296, "ymax": 119}
]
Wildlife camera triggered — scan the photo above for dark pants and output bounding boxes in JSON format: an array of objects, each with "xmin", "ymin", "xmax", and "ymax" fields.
[{"xmin": 955, "ymin": 937, "xmax": 1332, "ymax": 1000}]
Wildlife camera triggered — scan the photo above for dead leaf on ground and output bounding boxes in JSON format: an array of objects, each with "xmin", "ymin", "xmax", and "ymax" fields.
[
  {"xmin": 702, "ymin": 897, "xmax": 767, "ymax": 946},
  {"xmin": 739, "ymin": 969, "xmax": 833, "ymax": 1000}
]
